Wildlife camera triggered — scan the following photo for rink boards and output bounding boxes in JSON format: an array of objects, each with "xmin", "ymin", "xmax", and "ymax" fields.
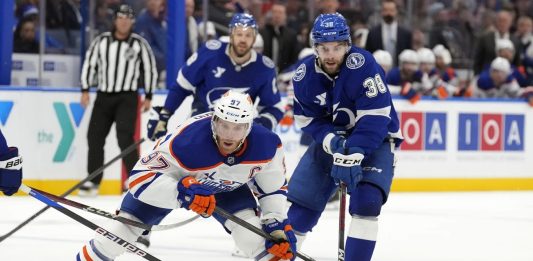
[{"xmin": 1, "ymin": 87, "xmax": 532, "ymax": 194}]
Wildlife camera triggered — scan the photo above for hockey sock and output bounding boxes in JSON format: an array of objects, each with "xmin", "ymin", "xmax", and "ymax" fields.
[{"xmin": 344, "ymin": 215, "xmax": 378, "ymax": 261}]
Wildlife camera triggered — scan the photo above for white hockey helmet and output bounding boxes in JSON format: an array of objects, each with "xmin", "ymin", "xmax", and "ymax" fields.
[
  {"xmin": 212, "ymin": 90, "xmax": 255, "ymax": 143},
  {"xmin": 495, "ymin": 39, "xmax": 515, "ymax": 52},
  {"xmin": 399, "ymin": 49, "xmax": 419, "ymax": 65},
  {"xmin": 432, "ymin": 44, "xmax": 452, "ymax": 65},
  {"xmin": 490, "ymin": 57, "xmax": 511, "ymax": 76},
  {"xmin": 373, "ymin": 50, "xmax": 393, "ymax": 68},
  {"xmin": 417, "ymin": 48, "xmax": 436, "ymax": 64}
]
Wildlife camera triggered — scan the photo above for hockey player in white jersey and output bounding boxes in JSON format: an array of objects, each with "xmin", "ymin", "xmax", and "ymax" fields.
[
  {"xmin": 147, "ymin": 13, "xmax": 284, "ymax": 141},
  {"xmin": 77, "ymin": 91, "xmax": 296, "ymax": 261}
]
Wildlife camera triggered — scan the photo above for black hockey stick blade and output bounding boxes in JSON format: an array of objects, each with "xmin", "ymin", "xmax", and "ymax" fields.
[
  {"xmin": 0, "ymin": 138, "xmax": 144, "ymax": 243},
  {"xmin": 214, "ymin": 206, "xmax": 316, "ymax": 261},
  {"xmin": 19, "ymin": 184, "xmax": 162, "ymax": 261},
  {"xmin": 338, "ymin": 183, "xmax": 347, "ymax": 261},
  {"xmin": 31, "ymin": 186, "xmax": 200, "ymax": 231}
]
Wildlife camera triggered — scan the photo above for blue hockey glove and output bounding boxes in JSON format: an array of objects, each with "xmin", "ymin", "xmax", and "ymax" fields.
[
  {"xmin": 254, "ymin": 116, "xmax": 273, "ymax": 131},
  {"xmin": 323, "ymin": 133, "xmax": 346, "ymax": 155},
  {"xmin": 0, "ymin": 147, "xmax": 23, "ymax": 196},
  {"xmin": 177, "ymin": 176, "xmax": 216, "ymax": 217},
  {"xmin": 147, "ymin": 106, "xmax": 171, "ymax": 141},
  {"xmin": 331, "ymin": 146, "xmax": 364, "ymax": 191},
  {"xmin": 262, "ymin": 219, "xmax": 297, "ymax": 261}
]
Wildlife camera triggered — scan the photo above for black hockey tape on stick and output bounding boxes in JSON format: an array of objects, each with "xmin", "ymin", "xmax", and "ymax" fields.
[
  {"xmin": 338, "ymin": 183, "xmax": 347, "ymax": 261},
  {"xmin": 31, "ymin": 186, "xmax": 200, "ymax": 231},
  {"xmin": 213, "ymin": 206, "xmax": 316, "ymax": 261},
  {"xmin": 0, "ymin": 138, "xmax": 144, "ymax": 243},
  {"xmin": 18, "ymin": 184, "xmax": 162, "ymax": 261}
]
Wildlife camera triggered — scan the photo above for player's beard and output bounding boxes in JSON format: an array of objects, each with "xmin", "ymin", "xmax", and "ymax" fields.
[
  {"xmin": 231, "ymin": 42, "xmax": 253, "ymax": 58},
  {"xmin": 319, "ymin": 57, "xmax": 343, "ymax": 75}
]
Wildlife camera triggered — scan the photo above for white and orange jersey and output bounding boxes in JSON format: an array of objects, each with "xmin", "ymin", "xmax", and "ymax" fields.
[{"xmin": 128, "ymin": 112, "xmax": 289, "ymax": 221}]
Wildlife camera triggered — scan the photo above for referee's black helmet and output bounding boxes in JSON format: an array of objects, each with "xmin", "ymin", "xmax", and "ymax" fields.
[{"xmin": 114, "ymin": 4, "xmax": 135, "ymax": 19}]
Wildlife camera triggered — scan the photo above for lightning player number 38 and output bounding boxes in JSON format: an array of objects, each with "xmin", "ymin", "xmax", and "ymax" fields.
[{"xmin": 363, "ymin": 74, "xmax": 387, "ymax": 98}]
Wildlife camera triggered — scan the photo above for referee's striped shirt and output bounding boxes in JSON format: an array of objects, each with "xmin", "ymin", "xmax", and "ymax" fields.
[{"xmin": 81, "ymin": 32, "xmax": 157, "ymax": 99}]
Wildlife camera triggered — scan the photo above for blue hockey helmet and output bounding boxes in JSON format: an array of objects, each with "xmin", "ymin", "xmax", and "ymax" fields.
[
  {"xmin": 311, "ymin": 13, "xmax": 351, "ymax": 45},
  {"xmin": 229, "ymin": 13, "xmax": 257, "ymax": 32}
]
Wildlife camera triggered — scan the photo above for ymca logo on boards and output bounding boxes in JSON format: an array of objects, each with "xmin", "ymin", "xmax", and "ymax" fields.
[
  {"xmin": 458, "ymin": 113, "xmax": 524, "ymax": 151},
  {"xmin": 0, "ymin": 101, "xmax": 14, "ymax": 126},
  {"xmin": 53, "ymin": 102, "xmax": 86, "ymax": 162}
]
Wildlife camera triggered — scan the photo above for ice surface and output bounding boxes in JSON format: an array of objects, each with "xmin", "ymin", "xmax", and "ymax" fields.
[{"xmin": 1, "ymin": 191, "xmax": 532, "ymax": 260}]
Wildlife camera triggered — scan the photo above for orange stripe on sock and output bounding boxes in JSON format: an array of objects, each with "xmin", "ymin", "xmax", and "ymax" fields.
[
  {"xmin": 82, "ymin": 245, "xmax": 94, "ymax": 261},
  {"xmin": 129, "ymin": 172, "xmax": 156, "ymax": 189}
]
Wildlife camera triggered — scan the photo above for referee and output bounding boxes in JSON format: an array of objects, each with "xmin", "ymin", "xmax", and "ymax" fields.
[{"xmin": 79, "ymin": 4, "xmax": 157, "ymax": 196}]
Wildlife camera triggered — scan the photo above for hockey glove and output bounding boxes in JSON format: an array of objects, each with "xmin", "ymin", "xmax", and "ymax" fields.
[
  {"xmin": 331, "ymin": 146, "xmax": 364, "ymax": 191},
  {"xmin": 0, "ymin": 147, "xmax": 23, "ymax": 196},
  {"xmin": 400, "ymin": 82, "xmax": 421, "ymax": 104},
  {"xmin": 177, "ymin": 176, "xmax": 216, "ymax": 217},
  {"xmin": 262, "ymin": 219, "xmax": 297, "ymax": 261},
  {"xmin": 322, "ymin": 133, "xmax": 346, "ymax": 155},
  {"xmin": 147, "ymin": 106, "xmax": 171, "ymax": 141}
]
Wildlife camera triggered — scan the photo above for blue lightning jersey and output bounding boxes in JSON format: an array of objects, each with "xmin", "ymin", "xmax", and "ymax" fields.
[
  {"xmin": 292, "ymin": 46, "xmax": 403, "ymax": 155},
  {"xmin": 163, "ymin": 40, "xmax": 284, "ymax": 129}
]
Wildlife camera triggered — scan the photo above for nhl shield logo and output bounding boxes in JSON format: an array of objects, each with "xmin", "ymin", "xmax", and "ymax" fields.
[
  {"xmin": 346, "ymin": 53, "xmax": 365, "ymax": 69},
  {"xmin": 124, "ymin": 47, "xmax": 136, "ymax": 61},
  {"xmin": 227, "ymin": 156, "xmax": 235, "ymax": 165}
]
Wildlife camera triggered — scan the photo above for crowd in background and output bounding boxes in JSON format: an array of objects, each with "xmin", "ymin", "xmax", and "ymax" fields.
[{"xmin": 10, "ymin": 0, "xmax": 533, "ymax": 103}]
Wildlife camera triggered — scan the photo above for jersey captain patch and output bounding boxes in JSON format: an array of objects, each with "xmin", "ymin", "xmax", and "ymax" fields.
[
  {"xmin": 293, "ymin": 64, "xmax": 306, "ymax": 82},
  {"xmin": 346, "ymin": 53, "xmax": 365, "ymax": 69}
]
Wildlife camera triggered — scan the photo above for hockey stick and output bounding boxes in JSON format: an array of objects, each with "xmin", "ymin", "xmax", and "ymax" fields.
[
  {"xmin": 214, "ymin": 206, "xmax": 316, "ymax": 261},
  {"xmin": 0, "ymin": 138, "xmax": 145, "ymax": 243},
  {"xmin": 18, "ymin": 184, "xmax": 162, "ymax": 261},
  {"xmin": 338, "ymin": 183, "xmax": 347, "ymax": 261},
  {"xmin": 31, "ymin": 186, "xmax": 200, "ymax": 231}
]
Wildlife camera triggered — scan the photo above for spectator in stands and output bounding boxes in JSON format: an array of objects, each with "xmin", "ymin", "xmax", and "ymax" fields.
[
  {"xmin": 411, "ymin": 29, "xmax": 426, "ymax": 51},
  {"xmin": 473, "ymin": 10, "xmax": 520, "ymax": 74},
  {"xmin": 515, "ymin": 16, "xmax": 532, "ymax": 50},
  {"xmin": 260, "ymin": 3, "xmax": 300, "ymax": 72},
  {"xmin": 13, "ymin": 17, "xmax": 39, "ymax": 54},
  {"xmin": 472, "ymin": 57, "xmax": 533, "ymax": 101},
  {"xmin": 15, "ymin": 2, "xmax": 65, "ymax": 53},
  {"xmin": 318, "ymin": 0, "xmax": 339, "ymax": 14},
  {"xmin": 366, "ymin": 0, "xmax": 413, "ymax": 66},
  {"xmin": 94, "ymin": 0, "xmax": 115, "ymax": 33},
  {"xmin": 350, "ymin": 13, "xmax": 369, "ymax": 48},
  {"xmin": 187, "ymin": 0, "xmax": 201, "ymax": 54},
  {"xmin": 518, "ymin": 16, "xmax": 533, "ymax": 85},
  {"xmin": 495, "ymin": 39, "xmax": 530, "ymax": 87},
  {"xmin": 135, "ymin": 0, "xmax": 167, "ymax": 75}
]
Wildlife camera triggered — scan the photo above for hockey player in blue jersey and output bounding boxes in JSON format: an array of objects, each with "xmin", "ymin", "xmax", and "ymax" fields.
[
  {"xmin": 78, "ymin": 91, "xmax": 297, "ymax": 261},
  {"xmin": 0, "ymin": 129, "xmax": 23, "ymax": 196},
  {"xmin": 286, "ymin": 13, "xmax": 402, "ymax": 261},
  {"xmin": 147, "ymin": 13, "xmax": 284, "ymax": 141}
]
